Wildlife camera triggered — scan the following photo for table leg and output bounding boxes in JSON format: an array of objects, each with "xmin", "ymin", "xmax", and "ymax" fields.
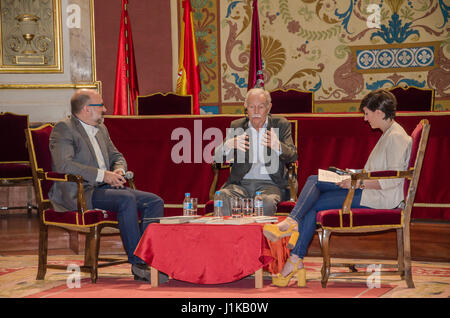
[
  {"xmin": 254, "ymin": 268, "xmax": 263, "ymax": 289},
  {"xmin": 151, "ymin": 267, "xmax": 159, "ymax": 287}
]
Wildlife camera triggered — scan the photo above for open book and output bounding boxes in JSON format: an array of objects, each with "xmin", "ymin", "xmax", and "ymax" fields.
[
  {"xmin": 318, "ymin": 169, "xmax": 350, "ymax": 183},
  {"xmin": 159, "ymin": 216, "xmax": 201, "ymax": 224}
]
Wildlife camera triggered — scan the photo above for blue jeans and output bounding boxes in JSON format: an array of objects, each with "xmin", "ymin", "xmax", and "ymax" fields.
[
  {"xmin": 288, "ymin": 175, "xmax": 369, "ymax": 258},
  {"xmin": 92, "ymin": 184, "xmax": 164, "ymax": 264}
]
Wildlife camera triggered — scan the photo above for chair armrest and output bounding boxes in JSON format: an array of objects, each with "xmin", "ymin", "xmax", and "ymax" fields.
[
  {"xmin": 340, "ymin": 169, "xmax": 414, "ymax": 215},
  {"xmin": 37, "ymin": 170, "xmax": 87, "ymax": 213},
  {"xmin": 351, "ymin": 169, "xmax": 414, "ymax": 181}
]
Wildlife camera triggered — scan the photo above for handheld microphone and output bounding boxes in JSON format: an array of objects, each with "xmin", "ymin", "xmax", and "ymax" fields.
[{"xmin": 124, "ymin": 171, "xmax": 134, "ymax": 180}]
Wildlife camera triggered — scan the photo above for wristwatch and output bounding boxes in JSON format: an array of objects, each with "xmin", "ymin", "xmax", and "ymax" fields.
[{"xmin": 359, "ymin": 180, "xmax": 365, "ymax": 189}]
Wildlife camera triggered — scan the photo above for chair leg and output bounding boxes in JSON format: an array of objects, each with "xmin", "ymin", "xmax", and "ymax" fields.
[
  {"xmin": 26, "ymin": 184, "xmax": 33, "ymax": 217},
  {"xmin": 84, "ymin": 227, "xmax": 100, "ymax": 283},
  {"xmin": 396, "ymin": 228, "xmax": 405, "ymax": 280},
  {"xmin": 320, "ymin": 229, "xmax": 331, "ymax": 288},
  {"xmin": 36, "ymin": 223, "xmax": 48, "ymax": 280},
  {"xmin": 403, "ymin": 224, "xmax": 415, "ymax": 288}
]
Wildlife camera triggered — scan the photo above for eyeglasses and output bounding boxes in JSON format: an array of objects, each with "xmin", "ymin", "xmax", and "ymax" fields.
[{"xmin": 88, "ymin": 103, "xmax": 105, "ymax": 107}]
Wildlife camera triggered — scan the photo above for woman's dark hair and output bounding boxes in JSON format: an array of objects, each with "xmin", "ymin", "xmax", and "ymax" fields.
[{"xmin": 359, "ymin": 89, "xmax": 396, "ymax": 120}]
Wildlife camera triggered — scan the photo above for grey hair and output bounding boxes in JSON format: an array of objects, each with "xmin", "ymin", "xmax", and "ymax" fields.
[{"xmin": 244, "ymin": 88, "xmax": 271, "ymax": 106}]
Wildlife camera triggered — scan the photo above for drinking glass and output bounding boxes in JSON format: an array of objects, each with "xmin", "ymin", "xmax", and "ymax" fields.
[
  {"xmin": 190, "ymin": 197, "xmax": 198, "ymax": 216},
  {"xmin": 230, "ymin": 197, "xmax": 242, "ymax": 218},
  {"xmin": 241, "ymin": 198, "xmax": 253, "ymax": 217}
]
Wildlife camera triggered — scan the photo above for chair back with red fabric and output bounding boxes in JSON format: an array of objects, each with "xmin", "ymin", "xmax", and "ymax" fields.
[
  {"xmin": 137, "ymin": 92, "xmax": 192, "ymax": 115},
  {"xmin": 403, "ymin": 119, "xmax": 430, "ymax": 219},
  {"xmin": 0, "ymin": 112, "xmax": 29, "ymax": 162},
  {"xmin": 0, "ymin": 112, "xmax": 35, "ymax": 214},
  {"xmin": 26, "ymin": 124, "xmax": 54, "ymax": 201},
  {"xmin": 403, "ymin": 120, "xmax": 424, "ymax": 198},
  {"xmin": 388, "ymin": 86, "xmax": 434, "ymax": 111},
  {"xmin": 269, "ymin": 89, "xmax": 314, "ymax": 113},
  {"xmin": 0, "ymin": 112, "xmax": 32, "ymax": 180}
]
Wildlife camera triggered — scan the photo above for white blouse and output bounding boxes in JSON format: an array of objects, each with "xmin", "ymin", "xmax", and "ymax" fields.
[{"xmin": 360, "ymin": 121, "xmax": 412, "ymax": 209}]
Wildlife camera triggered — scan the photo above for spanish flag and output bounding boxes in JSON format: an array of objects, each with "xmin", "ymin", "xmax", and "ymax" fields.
[{"xmin": 176, "ymin": 0, "xmax": 201, "ymax": 115}]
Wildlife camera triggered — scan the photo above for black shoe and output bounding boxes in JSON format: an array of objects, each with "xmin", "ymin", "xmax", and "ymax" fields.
[
  {"xmin": 131, "ymin": 263, "xmax": 150, "ymax": 282},
  {"xmin": 158, "ymin": 272, "xmax": 169, "ymax": 284}
]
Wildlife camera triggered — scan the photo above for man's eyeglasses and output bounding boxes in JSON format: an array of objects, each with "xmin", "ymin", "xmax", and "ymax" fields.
[{"xmin": 88, "ymin": 103, "xmax": 105, "ymax": 107}]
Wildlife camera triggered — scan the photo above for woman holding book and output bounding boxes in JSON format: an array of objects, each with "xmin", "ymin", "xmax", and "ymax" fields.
[{"xmin": 263, "ymin": 89, "xmax": 412, "ymax": 287}]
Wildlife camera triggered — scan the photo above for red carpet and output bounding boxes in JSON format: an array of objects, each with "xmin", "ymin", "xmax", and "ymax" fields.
[{"xmin": 27, "ymin": 276, "xmax": 392, "ymax": 298}]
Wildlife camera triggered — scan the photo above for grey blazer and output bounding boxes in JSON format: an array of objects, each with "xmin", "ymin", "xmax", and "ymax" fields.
[
  {"xmin": 216, "ymin": 114, "xmax": 298, "ymax": 189},
  {"xmin": 48, "ymin": 116, "xmax": 127, "ymax": 211}
]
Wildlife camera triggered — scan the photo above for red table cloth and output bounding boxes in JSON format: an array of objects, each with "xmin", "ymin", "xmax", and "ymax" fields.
[{"xmin": 134, "ymin": 222, "xmax": 274, "ymax": 284}]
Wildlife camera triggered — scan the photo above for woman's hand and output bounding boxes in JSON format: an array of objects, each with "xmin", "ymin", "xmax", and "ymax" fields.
[{"xmin": 336, "ymin": 178, "xmax": 352, "ymax": 189}]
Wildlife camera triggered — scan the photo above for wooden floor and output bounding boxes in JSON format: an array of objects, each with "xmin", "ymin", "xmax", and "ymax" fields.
[
  {"xmin": 0, "ymin": 211, "xmax": 126, "ymax": 256},
  {"xmin": 1, "ymin": 210, "xmax": 449, "ymax": 263}
]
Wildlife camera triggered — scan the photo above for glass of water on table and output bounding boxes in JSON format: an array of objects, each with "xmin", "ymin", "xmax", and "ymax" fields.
[
  {"xmin": 241, "ymin": 198, "xmax": 253, "ymax": 217},
  {"xmin": 230, "ymin": 197, "xmax": 242, "ymax": 218}
]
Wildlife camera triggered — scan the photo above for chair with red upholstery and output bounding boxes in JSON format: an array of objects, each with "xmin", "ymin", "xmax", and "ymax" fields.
[
  {"xmin": 388, "ymin": 86, "xmax": 434, "ymax": 111},
  {"xmin": 137, "ymin": 92, "xmax": 192, "ymax": 115},
  {"xmin": 25, "ymin": 124, "xmax": 132, "ymax": 283},
  {"xmin": 269, "ymin": 88, "xmax": 314, "ymax": 113},
  {"xmin": 0, "ymin": 112, "xmax": 35, "ymax": 216},
  {"xmin": 316, "ymin": 119, "xmax": 430, "ymax": 288}
]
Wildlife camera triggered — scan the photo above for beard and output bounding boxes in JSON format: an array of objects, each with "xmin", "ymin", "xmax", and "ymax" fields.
[{"xmin": 95, "ymin": 113, "xmax": 105, "ymax": 125}]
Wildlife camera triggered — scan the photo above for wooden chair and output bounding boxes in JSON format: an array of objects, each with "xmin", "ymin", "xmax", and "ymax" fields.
[
  {"xmin": 388, "ymin": 86, "xmax": 434, "ymax": 111},
  {"xmin": 137, "ymin": 92, "xmax": 193, "ymax": 115},
  {"xmin": 25, "ymin": 124, "xmax": 133, "ymax": 283},
  {"xmin": 269, "ymin": 88, "xmax": 314, "ymax": 113},
  {"xmin": 316, "ymin": 119, "xmax": 430, "ymax": 288},
  {"xmin": 0, "ymin": 112, "xmax": 36, "ymax": 216}
]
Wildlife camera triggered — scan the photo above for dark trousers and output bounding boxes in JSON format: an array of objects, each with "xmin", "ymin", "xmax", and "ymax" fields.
[
  {"xmin": 289, "ymin": 175, "xmax": 369, "ymax": 258},
  {"xmin": 92, "ymin": 184, "xmax": 164, "ymax": 264}
]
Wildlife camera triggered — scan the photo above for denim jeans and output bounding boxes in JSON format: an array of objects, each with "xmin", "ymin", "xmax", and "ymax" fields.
[
  {"xmin": 288, "ymin": 175, "xmax": 369, "ymax": 258},
  {"xmin": 91, "ymin": 184, "xmax": 164, "ymax": 264}
]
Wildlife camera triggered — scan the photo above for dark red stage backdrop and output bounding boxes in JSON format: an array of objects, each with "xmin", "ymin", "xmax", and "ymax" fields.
[{"xmin": 104, "ymin": 113, "xmax": 450, "ymax": 221}]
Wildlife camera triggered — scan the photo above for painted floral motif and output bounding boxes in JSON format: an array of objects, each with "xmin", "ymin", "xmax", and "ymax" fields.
[{"xmin": 186, "ymin": 0, "xmax": 449, "ymax": 112}]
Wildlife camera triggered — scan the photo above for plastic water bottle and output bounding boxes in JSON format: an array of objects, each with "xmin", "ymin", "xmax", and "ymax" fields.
[
  {"xmin": 183, "ymin": 193, "xmax": 192, "ymax": 216},
  {"xmin": 214, "ymin": 191, "xmax": 223, "ymax": 218},
  {"xmin": 254, "ymin": 191, "xmax": 264, "ymax": 216}
]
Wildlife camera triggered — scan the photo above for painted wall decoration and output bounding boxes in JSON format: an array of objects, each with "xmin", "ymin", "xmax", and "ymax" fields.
[{"xmin": 183, "ymin": 0, "xmax": 449, "ymax": 113}]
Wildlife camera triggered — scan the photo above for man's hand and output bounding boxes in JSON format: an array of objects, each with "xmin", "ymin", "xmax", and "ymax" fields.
[
  {"xmin": 103, "ymin": 170, "xmax": 126, "ymax": 188},
  {"xmin": 262, "ymin": 128, "xmax": 281, "ymax": 151},
  {"xmin": 224, "ymin": 133, "xmax": 249, "ymax": 152}
]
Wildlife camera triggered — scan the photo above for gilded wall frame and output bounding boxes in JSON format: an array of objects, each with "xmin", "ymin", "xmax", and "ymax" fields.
[{"xmin": 0, "ymin": 0, "xmax": 63, "ymax": 73}]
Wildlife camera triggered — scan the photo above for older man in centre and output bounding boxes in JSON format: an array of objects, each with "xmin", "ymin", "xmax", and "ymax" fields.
[{"xmin": 214, "ymin": 88, "xmax": 298, "ymax": 216}]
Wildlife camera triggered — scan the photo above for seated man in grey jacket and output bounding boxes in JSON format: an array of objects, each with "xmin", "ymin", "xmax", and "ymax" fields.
[
  {"xmin": 214, "ymin": 88, "xmax": 298, "ymax": 215},
  {"xmin": 49, "ymin": 89, "xmax": 164, "ymax": 282}
]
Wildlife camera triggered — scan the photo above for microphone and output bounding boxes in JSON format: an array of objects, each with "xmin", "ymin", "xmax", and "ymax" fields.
[{"xmin": 124, "ymin": 171, "xmax": 134, "ymax": 180}]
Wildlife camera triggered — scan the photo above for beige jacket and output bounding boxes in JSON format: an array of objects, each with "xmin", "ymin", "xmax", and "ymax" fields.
[{"xmin": 360, "ymin": 121, "xmax": 412, "ymax": 209}]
